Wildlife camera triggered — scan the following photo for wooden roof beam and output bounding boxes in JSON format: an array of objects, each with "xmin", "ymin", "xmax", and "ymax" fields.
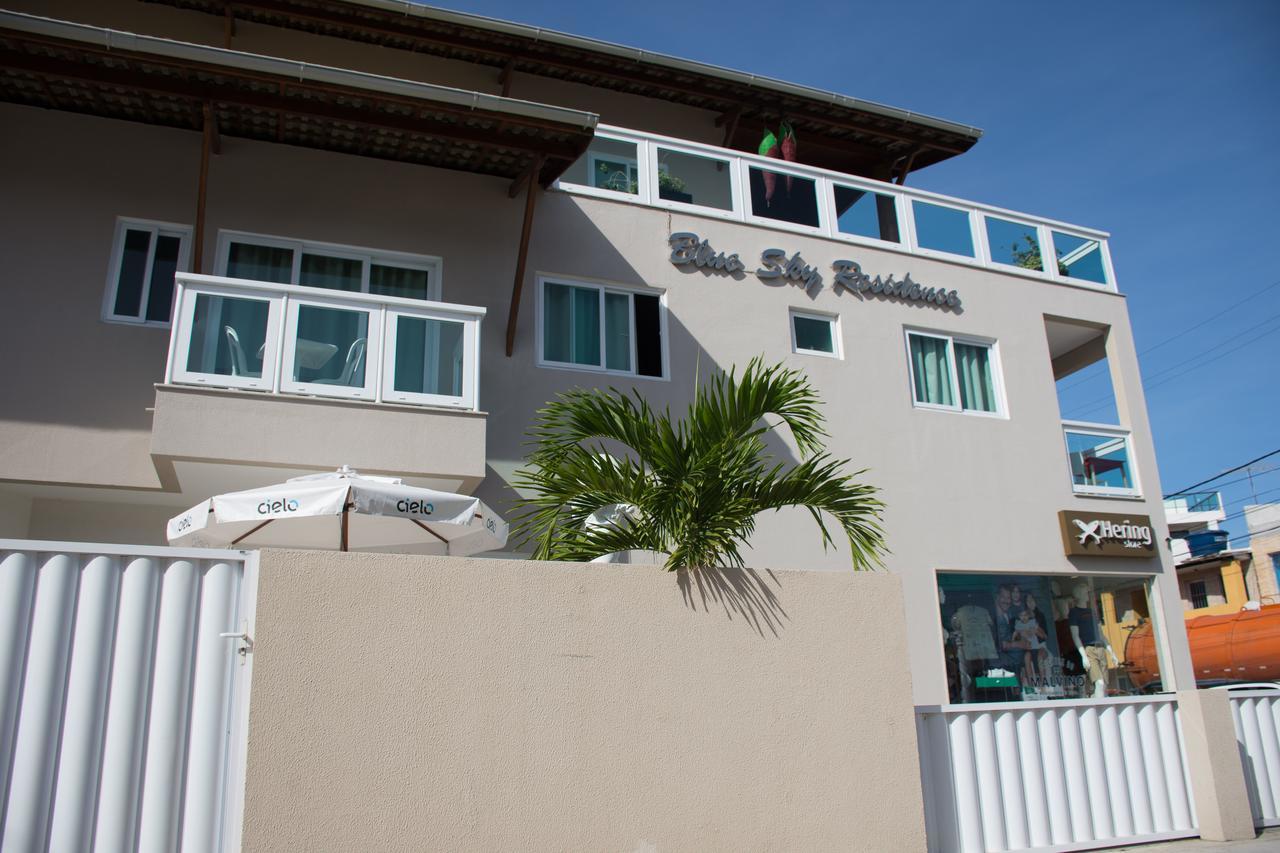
[{"xmin": 505, "ymin": 155, "xmax": 544, "ymax": 357}]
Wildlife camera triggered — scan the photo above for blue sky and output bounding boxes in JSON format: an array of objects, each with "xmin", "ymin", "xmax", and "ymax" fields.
[{"xmin": 443, "ymin": 0, "xmax": 1280, "ymax": 540}]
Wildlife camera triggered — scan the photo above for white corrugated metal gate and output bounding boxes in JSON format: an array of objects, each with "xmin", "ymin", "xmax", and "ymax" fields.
[
  {"xmin": 1229, "ymin": 686, "xmax": 1280, "ymax": 829},
  {"xmin": 917, "ymin": 696, "xmax": 1199, "ymax": 852},
  {"xmin": 0, "ymin": 539, "xmax": 258, "ymax": 853}
]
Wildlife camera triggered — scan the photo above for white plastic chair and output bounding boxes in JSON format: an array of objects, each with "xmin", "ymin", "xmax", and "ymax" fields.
[
  {"xmin": 315, "ymin": 337, "xmax": 366, "ymax": 386},
  {"xmin": 224, "ymin": 326, "xmax": 250, "ymax": 376}
]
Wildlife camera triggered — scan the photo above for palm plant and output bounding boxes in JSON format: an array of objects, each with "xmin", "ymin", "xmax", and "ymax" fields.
[{"xmin": 513, "ymin": 358, "xmax": 886, "ymax": 572}]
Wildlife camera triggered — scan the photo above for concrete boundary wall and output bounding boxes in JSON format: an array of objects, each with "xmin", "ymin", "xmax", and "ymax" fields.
[{"xmin": 241, "ymin": 550, "xmax": 925, "ymax": 852}]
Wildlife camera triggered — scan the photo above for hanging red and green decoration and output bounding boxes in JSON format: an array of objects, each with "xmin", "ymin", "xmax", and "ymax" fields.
[{"xmin": 758, "ymin": 120, "xmax": 798, "ymax": 206}]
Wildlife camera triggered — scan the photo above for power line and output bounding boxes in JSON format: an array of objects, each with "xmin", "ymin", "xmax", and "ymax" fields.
[
  {"xmin": 1204, "ymin": 488, "xmax": 1280, "ymax": 527},
  {"xmin": 1055, "ymin": 277, "xmax": 1280, "ymax": 394},
  {"xmin": 1064, "ymin": 318, "xmax": 1280, "ymax": 419},
  {"xmin": 1202, "ymin": 465, "xmax": 1280, "ymax": 495},
  {"xmin": 1164, "ymin": 448, "xmax": 1280, "ymax": 499},
  {"xmin": 1236, "ymin": 519, "xmax": 1280, "ymax": 544},
  {"xmin": 1139, "ymin": 312, "xmax": 1280, "ymax": 387},
  {"xmin": 1221, "ymin": 483, "xmax": 1280, "ymax": 509},
  {"xmin": 1140, "ymin": 278, "xmax": 1280, "ymax": 357}
]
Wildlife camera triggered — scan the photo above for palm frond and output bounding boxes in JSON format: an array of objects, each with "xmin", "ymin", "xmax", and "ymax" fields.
[{"xmin": 511, "ymin": 360, "xmax": 886, "ymax": 571}]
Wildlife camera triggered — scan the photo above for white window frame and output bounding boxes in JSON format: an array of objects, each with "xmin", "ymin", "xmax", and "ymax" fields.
[
  {"xmin": 551, "ymin": 123, "xmax": 1118, "ymax": 291},
  {"xmin": 587, "ymin": 150, "xmax": 640, "ymax": 195},
  {"xmin": 535, "ymin": 274, "xmax": 668, "ymax": 380},
  {"xmin": 278, "ymin": 293, "xmax": 383, "ymax": 401},
  {"xmin": 826, "ymin": 181, "xmax": 907, "ymax": 251},
  {"xmin": 102, "ymin": 217, "xmax": 193, "ymax": 327},
  {"xmin": 1062, "ymin": 421, "xmax": 1142, "ymax": 498},
  {"xmin": 789, "ymin": 309, "xmax": 842, "ymax": 359},
  {"xmin": 214, "ymin": 230, "xmax": 443, "ymax": 301},
  {"xmin": 170, "ymin": 283, "xmax": 283, "ymax": 392},
  {"xmin": 557, "ymin": 132, "xmax": 652, "ymax": 205},
  {"xmin": 1047, "ymin": 229, "xmax": 1115, "ymax": 289},
  {"xmin": 904, "ymin": 328, "xmax": 1006, "ymax": 418},
  {"xmin": 380, "ymin": 308, "xmax": 478, "ymax": 409},
  {"xmin": 646, "ymin": 141, "xmax": 742, "ymax": 222},
  {"xmin": 981, "ymin": 213, "xmax": 1054, "ymax": 279},
  {"xmin": 907, "ymin": 198, "xmax": 982, "ymax": 264},
  {"xmin": 740, "ymin": 159, "xmax": 829, "ymax": 237}
]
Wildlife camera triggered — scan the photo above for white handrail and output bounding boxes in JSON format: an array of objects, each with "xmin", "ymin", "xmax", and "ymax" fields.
[
  {"xmin": 174, "ymin": 273, "xmax": 486, "ymax": 318},
  {"xmin": 558, "ymin": 124, "xmax": 1118, "ymax": 292},
  {"xmin": 165, "ymin": 274, "xmax": 483, "ymax": 411},
  {"xmin": 1062, "ymin": 420, "xmax": 1133, "ymax": 435},
  {"xmin": 597, "ymin": 123, "xmax": 1111, "ymax": 239}
]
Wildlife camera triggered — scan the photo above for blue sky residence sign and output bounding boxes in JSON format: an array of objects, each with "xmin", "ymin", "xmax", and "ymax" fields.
[{"xmin": 668, "ymin": 231, "xmax": 961, "ymax": 310}]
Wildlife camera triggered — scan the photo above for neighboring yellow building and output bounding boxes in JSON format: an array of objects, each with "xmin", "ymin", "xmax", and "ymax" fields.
[{"xmin": 1175, "ymin": 550, "xmax": 1255, "ymax": 618}]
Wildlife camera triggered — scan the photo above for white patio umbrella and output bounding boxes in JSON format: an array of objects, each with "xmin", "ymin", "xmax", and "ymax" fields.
[{"xmin": 166, "ymin": 466, "xmax": 508, "ymax": 556}]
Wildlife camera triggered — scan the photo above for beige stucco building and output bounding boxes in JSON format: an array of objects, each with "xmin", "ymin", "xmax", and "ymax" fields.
[{"xmin": 4, "ymin": 3, "xmax": 1265, "ymax": 851}]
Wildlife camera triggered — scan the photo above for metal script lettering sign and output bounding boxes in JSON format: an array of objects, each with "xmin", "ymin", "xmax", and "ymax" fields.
[
  {"xmin": 1058, "ymin": 510, "xmax": 1156, "ymax": 558},
  {"xmin": 668, "ymin": 232, "xmax": 961, "ymax": 309}
]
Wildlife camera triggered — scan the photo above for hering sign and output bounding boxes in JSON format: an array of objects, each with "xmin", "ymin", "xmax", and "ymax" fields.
[{"xmin": 667, "ymin": 232, "xmax": 962, "ymax": 310}]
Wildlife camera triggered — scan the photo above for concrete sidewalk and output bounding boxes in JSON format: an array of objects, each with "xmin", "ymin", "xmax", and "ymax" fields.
[{"xmin": 1115, "ymin": 828, "xmax": 1280, "ymax": 852}]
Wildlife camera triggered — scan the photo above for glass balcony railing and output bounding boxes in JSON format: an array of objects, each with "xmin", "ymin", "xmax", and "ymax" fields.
[
  {"xmin": 557, "ymin": 125, "xmax": 1117, "ymax": 291},
  {"xmin": 1062, "ymin": 421, "xmax": 1140, "ymax": 497},
  {"xmin": 1163, "ymin": 491, "xmax": 1223, "ymax": 515},
  {"xmin": 164, "ymin": 273, "xmax": 484, "ymax": 411}
]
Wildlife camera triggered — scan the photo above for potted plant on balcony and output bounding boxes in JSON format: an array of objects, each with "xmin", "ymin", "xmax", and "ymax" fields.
[{"xmin": 657, "ymin": 171, "xmax": 693, "ymax": 204}]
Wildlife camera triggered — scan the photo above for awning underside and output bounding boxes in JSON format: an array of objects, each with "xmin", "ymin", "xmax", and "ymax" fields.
[
  {"xmin": 0, "ymin": 27, "xmax": 595, "ymax": 186},
  {"xmin": 143, "ymin": 0, "xmax": 981, "ymax": 179}
]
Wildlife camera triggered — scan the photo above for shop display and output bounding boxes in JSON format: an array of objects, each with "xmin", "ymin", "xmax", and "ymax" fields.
[{"xmin": 937, "ymin": 572, "xmax": 1157, "ymax": 704}]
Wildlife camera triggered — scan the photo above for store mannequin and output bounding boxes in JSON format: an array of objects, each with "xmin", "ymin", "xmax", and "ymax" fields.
[{"xmin": 1068, "ymin": 582, "xmax": 1120, "ymax": 698}]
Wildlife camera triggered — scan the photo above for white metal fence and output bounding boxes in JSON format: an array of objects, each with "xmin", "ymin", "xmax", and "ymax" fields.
[
  {"xmin": 1228, "ymin": 687, "xmax": 1280, "ymax": 828},
  {"xmin": 0, "ymin": 540, "xmax": 257, "ymax": 853},
  {"xmin": 917, "ymin": 697, "xmax": 1198, "ymax": 852}
]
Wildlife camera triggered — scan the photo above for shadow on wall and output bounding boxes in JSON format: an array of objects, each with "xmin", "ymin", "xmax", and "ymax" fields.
[
  {"xmin": 480, "ymin": 196, "xmax": 815, "ymax": 553},
  {"xmin": 678, "ymin": 565, "xmax": 789, "ymax": 638}
]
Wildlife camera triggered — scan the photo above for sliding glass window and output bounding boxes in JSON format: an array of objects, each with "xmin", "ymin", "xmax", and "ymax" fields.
[
  {"xmin": 907, "ymin": 330, "xmax": 1001, "ymax": 415},
  {"xmin": 218, "ymin": 231, "xmax": 441, "ymax": 301},
  {"xmin": 540, "ymin": 278, "xmax": 664, "ymax": 378},
  {"xmin": 105, "ymin": 218, "xmax": 192, "ymax": 326}
]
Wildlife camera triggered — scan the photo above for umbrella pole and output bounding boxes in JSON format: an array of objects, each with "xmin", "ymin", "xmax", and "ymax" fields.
[{"xmin": 341, "ymin": 502, "xmax": 350, "ymax": 552}]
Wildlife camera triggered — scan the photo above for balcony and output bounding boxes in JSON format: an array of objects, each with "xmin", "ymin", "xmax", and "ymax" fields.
[
  {"xmin": 150, "ymin": 274, "xmax": 487, "ymax": 492},
  {"xmin": 1165, "ymin": 491, "xmax": 1223, "ymax": 515},
  {"xmin": 1063, "ymin": 421, "xmax": 1140, "ymax": 498},
  {"xmin": 556, "ymin": 125, "xmax": 1117, "ymax": 291},
  {"xmin": 1164, "ymin": 491, "xmax": 1226, "ymax": 535}
]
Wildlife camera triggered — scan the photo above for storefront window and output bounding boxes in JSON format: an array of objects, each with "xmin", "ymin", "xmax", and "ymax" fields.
[{"xmin": 938, "ymin": 572, "xmax": 1160, "ymax": 704}]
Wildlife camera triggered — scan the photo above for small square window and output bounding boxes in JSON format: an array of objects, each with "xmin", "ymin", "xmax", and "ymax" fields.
[
  {"xmin": 791, "ymin": 311, "xmax": 839, "ymax": 358},
  {"xmin": 104, "ymin": 218, "xmax": 192, "ymax": 326}
]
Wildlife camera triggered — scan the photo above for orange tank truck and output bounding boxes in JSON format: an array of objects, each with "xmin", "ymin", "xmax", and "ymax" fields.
[{"xmin": 1126, "ymin": 603, "xmax": 1280, "ymax": 689}]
